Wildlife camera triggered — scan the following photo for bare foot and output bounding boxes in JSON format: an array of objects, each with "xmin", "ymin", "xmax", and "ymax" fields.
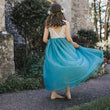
[
  {"xmin": 66, "ymin": 87, "xmax": 72, "ymax": 100},
  {"xmin": 65, "ymin": 92, "xmax": 72, "ymax": 100},
  {"xmin": 51, "ymin": 93, "xmax": 65, "ymax": 100}
]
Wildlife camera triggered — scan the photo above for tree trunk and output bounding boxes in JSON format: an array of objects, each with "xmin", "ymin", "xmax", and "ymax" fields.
[
  {"xmin": 93, "ymin": 0, "xmax": 98, "ymax": 38},
  {"xmin": 104, "ymin": 1, "xmax": 109, "ymax": 41},
  {"xmin": 25, "ymin": 36, "xmax": 28, "ymax": 56},
  {"xmin": 106, "ymin": 8, "xmax": 110, "ymax": 40},
  {"xmin": 99, "ymin": 0, "xmax": 102, "ymax": 40},
  {"xmin": 28, "ymin": 38, "xmax": 34, "ymax": 55}
]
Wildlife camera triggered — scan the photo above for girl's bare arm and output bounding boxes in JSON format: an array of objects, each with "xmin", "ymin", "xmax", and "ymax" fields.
[
  {"xmin": 65, "ymin": 21, "xmax": 79, "ymax": 48},
  {"xmin": 43, "ymin": 26, "xmax": 49, "ymax": 43}
]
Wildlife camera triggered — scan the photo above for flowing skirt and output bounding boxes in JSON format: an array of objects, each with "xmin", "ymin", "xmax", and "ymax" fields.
[{"xmin": 43, "ymin": 37, "xmax": 104, "ymax": 91}]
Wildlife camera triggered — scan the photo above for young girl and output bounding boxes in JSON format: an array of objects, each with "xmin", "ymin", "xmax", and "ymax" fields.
[{"xmin": 43, "ymin": 3, "xmax": 103, "ymax": 100}]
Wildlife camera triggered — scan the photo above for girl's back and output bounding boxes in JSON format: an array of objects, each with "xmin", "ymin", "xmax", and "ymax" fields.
[{"xmin": 49, "ymin": 22, "xmax": 67, "ymax": 39}]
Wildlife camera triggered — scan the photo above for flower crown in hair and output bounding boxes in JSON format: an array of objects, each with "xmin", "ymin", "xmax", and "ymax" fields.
[{"xmin": 47, "ymin": 7, "xmax": 65, "ymax": 15}]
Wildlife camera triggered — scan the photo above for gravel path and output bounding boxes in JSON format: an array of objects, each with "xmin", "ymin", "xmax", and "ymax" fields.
[{"xmin": 0, "ymin": 64, "xmax": 110, "ymax": 110}]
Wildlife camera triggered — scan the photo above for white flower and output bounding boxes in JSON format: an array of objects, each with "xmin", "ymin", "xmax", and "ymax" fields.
[
  {"xmin": 47, "ymin": 8, "xmax": 51, "ymax": 15},
  {"xmin": 61, "ymin": 8, "xmax": 65, "ymax": 13}
]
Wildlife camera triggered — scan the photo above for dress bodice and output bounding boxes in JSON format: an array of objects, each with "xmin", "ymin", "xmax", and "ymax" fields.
[{"xmin": 49, "ymin": 21, "xmax": 67, "ymax": 39}]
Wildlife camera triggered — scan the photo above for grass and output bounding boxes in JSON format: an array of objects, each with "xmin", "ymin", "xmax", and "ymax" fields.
[{"xmin": 66, "ymin": 95, "xmax": 110, "ymax": 110}]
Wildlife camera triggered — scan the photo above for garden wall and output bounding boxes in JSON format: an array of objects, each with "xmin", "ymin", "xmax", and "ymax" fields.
[
  {"xmin": 0, "ymin": 33, "xmax": 15, "ymax": 82},
  {"xmin": 0, "ymin": 0, "xmax": 5, "ymax": 31}
]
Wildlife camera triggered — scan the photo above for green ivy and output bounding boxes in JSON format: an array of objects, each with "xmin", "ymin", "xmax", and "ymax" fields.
[
  {"xmin": 77, "ymin": 29, "xmax": 98, "ymax": 44},
  {"xmin": 0, "ymin": 74, "xmax": 44, "ymax": 94},
  {"xmin": 10, "ymin": 0, "xmax": 51, "ymax": 52},
  {"xmin": 20, "ymin": 52, "xmax": 45, "ymax": 78},
  {"xmin": 4, "ymin": 74, "xmax": 25, "ymax": 92},
  {"xmin": 23, "ymin": 77, "xmax": 44, "ymax": 89}
]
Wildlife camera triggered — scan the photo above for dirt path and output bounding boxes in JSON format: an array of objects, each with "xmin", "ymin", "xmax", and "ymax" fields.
[{"xmin": 0, "ymin": 65, "xmax": 110, "ymax": 110}]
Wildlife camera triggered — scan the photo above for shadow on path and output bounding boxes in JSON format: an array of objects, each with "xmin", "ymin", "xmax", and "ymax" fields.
[{"xmin": 0, "ymin": 64, "xmax": 110, "ymax": 110}]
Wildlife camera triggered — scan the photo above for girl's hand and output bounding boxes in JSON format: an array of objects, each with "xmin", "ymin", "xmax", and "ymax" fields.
[{"xmin": 74, "ymin": 43, "xmax": 79, "ymax": 48}]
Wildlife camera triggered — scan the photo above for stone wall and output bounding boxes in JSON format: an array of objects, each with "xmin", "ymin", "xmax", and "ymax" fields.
[
  {"xmin": 0, "ymin": 33, "xmax": 15, "ymax": 82},
  {"xmin": 0, "ymin": 0, "xmax": 5, "ymax": 31},
  {"xmin": 71, "ymin": 0, "xmax": 93, "ymax": 35},
  {"xmin": 55, "ymin": 0, "xmax": 94, "ymax": 35}
]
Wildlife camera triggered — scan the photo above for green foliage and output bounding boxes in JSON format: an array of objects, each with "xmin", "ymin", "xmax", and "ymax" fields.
[
  {"xmin": 91, "ymin": 67, "xmax": 109, "ymax": 79},
  {"xmin": 4, "ymin": 74, "xmax": 24, "ymax": 92},
  {"xmin": 14, "ymin": 43, "xmax": 26, "ymax": 72},
  {"xmin": 77, "ymin": 29, "xmax": 99, "ymax": 44},
  {"xmin": 66, "ymin": 95, "xmax": 110, "ymax": 110},
  {"xmin": 10, "ymin": 0, "xmax": 51, "ymax": 52},
  {"xmin": 20, "ymin": 52, "xmax": 45, "ymax": 78},
  {"xmin": 0, "ymin": 52, "xmax": 46, "ymax": 94},
  {"xmin": 23, "ymin": 77, "xmax": 44, "ymax": 89},
  {"xmin": 0, "ymin": 74, "xmax": 44, "ymax": 94},
  {"xmin": 72, "ymin": 35, "xmax": 89, "ymax": 44},
  {"xmin": 103, "ymin": 50, "xmax": 110, "ymax": 60},
  {"xmin": 104, "ymin": 68, "xmax": 109, "ymax": 74},
  {"xmin": 0, "ymin": 82, "xmax": 6, "ymax": 93}
]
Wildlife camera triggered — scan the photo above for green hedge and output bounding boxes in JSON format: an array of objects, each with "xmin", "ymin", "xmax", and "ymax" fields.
[
  {"xmin": 19, "ymin": 52, "xmax": 45, "ymax": 78},
  {"xmin": 77, "ymin": 29, "xmax": 98, "ymax": 44},
  {"xmin": 0, "ymin": 74, "xmax": 44, "ymax": 94}
]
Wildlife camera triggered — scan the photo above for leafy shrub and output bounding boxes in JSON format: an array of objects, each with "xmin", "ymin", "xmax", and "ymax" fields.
[
  {"xmin": 0, "ymin": 74, "xmax": 45, "ymax": 94},
  {"xmin": 77, "ymin": 29, "xmax": 98, "ymax": 44},
  {"xmin": 20, "ymin": 52, "xmax": 45, "ymax": 78},
  {"xmin": 103, "ymin": 50, "xmax": 110, "ymax": 60},
  {"xmin": 10, "ymin": 0, "xmax": 51, "ymax": 54},
  {"xmin": 72, "ymin": 35, "xmax": 89, "ymax": 44},
  {"xmin": 90, "ymin": 67, "xmax": 109, "ymax": 79},
  {"xmin": 4, "ymin": 74, "xmax": 24, "ymax": 92},
  {"xmin": 23, "ymin": 77, "xmax": 44, "ymax": 89},
  {"xmin": 14, "ymin": 43, "xmax": 26, "ymax": 72},
  {"xmin": 0, "ymin": 82, "xmax": 7, "ymax": 93}
]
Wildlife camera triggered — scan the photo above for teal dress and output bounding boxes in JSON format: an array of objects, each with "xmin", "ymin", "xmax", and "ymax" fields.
[{"xmin": 43, "ymin": 24, "xmax": 104, "ymax": 91}]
